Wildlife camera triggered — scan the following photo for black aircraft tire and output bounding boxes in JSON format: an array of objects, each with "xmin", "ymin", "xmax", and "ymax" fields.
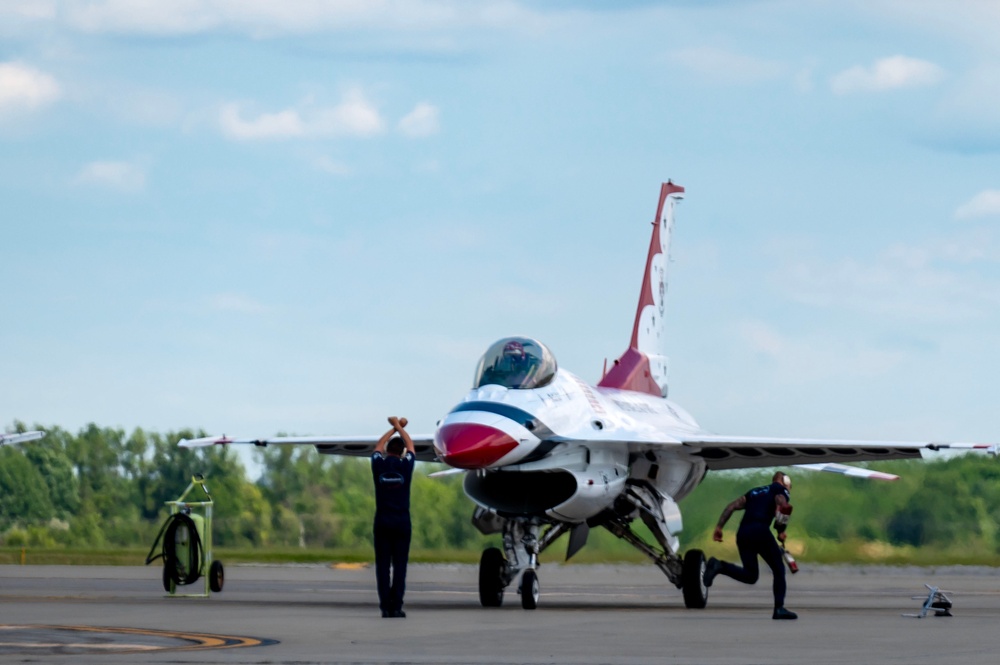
[
  {"xmin": 681, "ymin": 549, "xmax": 708, "ymax": 609},
  {"xmin": 520, "ymin": 569, "xmax": 539, "ymax": 610},
  {"xmin": 162, "ymin": 561, "xmax": 174, "ymax": 593},
  {"xmin": 478, "ymin": 547, "xmax": 505, "ymax": 607},
  {"xmin": 209, "ymin": 560, "xmax": 224, "ymax": 593}
]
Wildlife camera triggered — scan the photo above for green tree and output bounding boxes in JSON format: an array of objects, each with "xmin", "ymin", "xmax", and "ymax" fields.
[{"xmin": 0, "ymin": 447, "xmax": 55, "ymax": 532}]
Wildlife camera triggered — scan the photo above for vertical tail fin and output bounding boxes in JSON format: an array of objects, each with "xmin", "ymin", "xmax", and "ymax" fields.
[{"xmin": 598, "ymin": 181, "xmax": 685, "ymax": 397}]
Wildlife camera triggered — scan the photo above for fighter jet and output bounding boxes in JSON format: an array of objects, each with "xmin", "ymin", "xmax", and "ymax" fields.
[{"xmin": 182, "ymin": 182, "xmax": 995, "ymax": 609}]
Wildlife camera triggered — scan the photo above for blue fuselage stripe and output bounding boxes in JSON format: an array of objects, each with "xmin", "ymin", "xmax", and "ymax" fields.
[{"xmin": 449, "ymin": 401, "xmax": 537, "ymax": 428}]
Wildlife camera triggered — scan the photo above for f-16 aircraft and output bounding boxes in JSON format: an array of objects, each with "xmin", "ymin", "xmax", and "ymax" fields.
[
  {"xmin": 0, "ymin": 431, "xmax": 46, "ymax": 446},
  {"xmin": 182, "ymin": 182, "xmax": 995, "ymax": 610}
]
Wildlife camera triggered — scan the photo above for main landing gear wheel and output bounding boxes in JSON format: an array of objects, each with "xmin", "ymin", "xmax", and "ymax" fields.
[
  {"xmin": 681, "ymin": 549, "xmax": 708, "ymax": 609},
  {"xmin": 520, "ymin": 569, "xmax": 539, "ymax": 610},
  {"xmin": 209, "ymin": 560, "xmax": 224, "ymax": 593},
  {"xmin": 479, "ymin": 547, "xmax": 506, "ymax": 607}
]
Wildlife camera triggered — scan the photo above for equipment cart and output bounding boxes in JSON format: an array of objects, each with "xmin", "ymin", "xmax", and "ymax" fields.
[{"xmin": 145, "ymin": 473, "xmax": 224, "ymax": 598}]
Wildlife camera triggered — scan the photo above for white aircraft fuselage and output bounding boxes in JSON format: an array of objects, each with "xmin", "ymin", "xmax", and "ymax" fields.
[{"xmin": 436, "ymin": 367, "xmax": 705, "ymax": 525}]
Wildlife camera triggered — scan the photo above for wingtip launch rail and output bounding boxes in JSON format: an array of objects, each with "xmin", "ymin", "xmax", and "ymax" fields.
[{"xmin": 0, "ymin": 430, "xmax": 46, "ymax": 446}]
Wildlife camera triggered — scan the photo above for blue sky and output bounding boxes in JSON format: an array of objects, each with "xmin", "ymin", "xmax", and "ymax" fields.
[{"xmin": 3, "ymin": 1, "xmax": 999, "ymax": 454}]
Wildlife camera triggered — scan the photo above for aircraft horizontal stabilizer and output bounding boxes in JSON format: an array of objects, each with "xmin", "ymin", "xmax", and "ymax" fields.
[{"xmin": 794, "ymin": 462, "xmax": 899, "ymax": 481}]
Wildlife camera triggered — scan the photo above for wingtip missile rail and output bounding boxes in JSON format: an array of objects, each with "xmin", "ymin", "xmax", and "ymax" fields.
[
  {"xmin": 0, "ymin": 430, "xmax": 46, "ymax": 446},
  {"xmin": 178, "ymin": 435, "xmax": 234, "ymax": 448}
]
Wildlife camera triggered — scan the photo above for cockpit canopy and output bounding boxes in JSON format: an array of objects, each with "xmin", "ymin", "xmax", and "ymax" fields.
[{"xmin": 473, "ymin": 337, "xmax": 558, "ymax": 390}]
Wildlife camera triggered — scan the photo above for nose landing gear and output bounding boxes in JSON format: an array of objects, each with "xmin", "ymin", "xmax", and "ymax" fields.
[
  {"xmin": 478, "ymin": 547, "xmax": 507, "ymax": 607},
  {"xmin": 477, "ymin": 517, "xmax": 560, "ymax": 610}
]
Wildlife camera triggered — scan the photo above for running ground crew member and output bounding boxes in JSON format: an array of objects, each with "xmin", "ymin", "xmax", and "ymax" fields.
[
  {"xmin": 703, "ymin": 471, "xmax": 797, "ymax": 620},
  {"xmin": 372, "ymin": 416, "xmax": 416, "ymax": 618}
]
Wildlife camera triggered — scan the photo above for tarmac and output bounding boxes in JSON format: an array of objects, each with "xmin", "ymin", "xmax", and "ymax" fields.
[{"xmin": 1, "ymin": 561, "xmax": 998, "ymax": 664}]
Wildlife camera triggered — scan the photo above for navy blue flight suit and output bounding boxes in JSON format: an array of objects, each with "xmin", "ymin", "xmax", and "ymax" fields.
[
  {"xmin": 371, "ymin": 449, "xmax": 415, "ymax": 616},
  {"xmin": 717, "ymin": 481, "xmax": 790, "ymax": 608}
]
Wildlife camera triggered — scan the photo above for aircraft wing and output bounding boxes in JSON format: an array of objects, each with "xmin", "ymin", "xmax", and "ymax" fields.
[
  {"xmin": 675, "ymin": 434, "xmax": 996, "ymax": 472},
  {"xmin": 179, "ymin": 434, "xmax": 439, "ymax": 462},
  {"xmin": 0, "ymin": 431, "xmax": 46, "ymax": 446}
]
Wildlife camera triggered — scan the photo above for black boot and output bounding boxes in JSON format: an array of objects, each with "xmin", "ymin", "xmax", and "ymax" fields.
[
  {"xmin": 703, "ymin": 557, "xmax": 723, "ymax": 587},
  {"xmin": 772, "ymin": 607, "xmax": 798, "ymax": 620}
]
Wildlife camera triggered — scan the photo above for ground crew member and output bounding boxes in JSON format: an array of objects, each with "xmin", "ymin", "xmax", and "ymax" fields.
[
  {"xmin": 371, "ymin": 415, "xmax": 416, "ymax": 618},
  {"xmin": 703, "ymin": 471, "xmax": 797, "ymax": 620}
]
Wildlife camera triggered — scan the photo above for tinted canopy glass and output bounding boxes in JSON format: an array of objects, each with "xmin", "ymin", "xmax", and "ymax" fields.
[{"xmin": 473, "ymin": 337, "xmax": 558, "ymax": 390}]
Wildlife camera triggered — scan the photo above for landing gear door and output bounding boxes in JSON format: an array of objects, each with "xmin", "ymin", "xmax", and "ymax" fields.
[{"xmin": 472, "ymin": 506, "xmax": 506, "ymax": 535}]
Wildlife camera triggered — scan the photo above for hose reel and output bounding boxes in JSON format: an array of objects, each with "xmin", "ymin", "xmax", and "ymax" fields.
[
  {"xmin": 146, "ymin": 510, "xmax": 205, "ymax": 587},
  {"xmin": 145, "ymin": 474, "xmax": 224, "ymax": 596}
]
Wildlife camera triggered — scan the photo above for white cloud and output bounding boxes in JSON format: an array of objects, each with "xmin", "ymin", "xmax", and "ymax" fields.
[
  {"xmin": 220, "ymin": 105, "xmax": 304, "ymax": 140},
  {"xmin": 398, "ymin": 102, "xmax": 440, "ymax": 138},
  {"xmin": 0, "ymin": 1, "xmax": 56, "ymax": 21},
  {"xmin": 114, "ymin": 89, "xmax": 185, "ymax": 127},
  {"xmin": 736, "ymin": 319, "xmax": 907, "ymax": 382},
  {"xmin": 668, "ymin": 47, "xmax": 787, "ymax": 85},
  {"xmin": 955, "ymin": 190, "xmax": 1000, "ymax": 220},
  {"xmin": 858, "ymin": 2, "xmax": 1000, "ymax": 58},
  {"xmin": 312, "ymin": 89, "xmax": 384, "ymax": 136},
  {"xmin": 739, "ymin": 320, "xmax": 786, "ymax": 357},
  {"xmin": 220, "ymin": 89, "xmax": 384, "ymax": 141},
  {"xmin": 774, "ymin": 234, "xmax": 1000, "ymax": 322},
  {"xmin": 313, "ymin": 155, "xmax": 352, "ymax": 175},
  {"xmin": 59, "ymin": 0, "xmax": 539, "ymax": 36},
  {"xmin": 208, "ymin": 293, "xmax": 269, "ymax": 315},
  {"xmin": 915, "ymin": 64, "xmax": 1000, "ymax": 152},
  {"xmin": 73, "ymin": 160, "xmax": 146, "ymax": 191},
  {"xmin": 830, "ymin": 55, "xmax": 945, "ymax": 94},
  {"xmin": 0, "ymin": 61, "xmax": 60, "ymax": 115}
]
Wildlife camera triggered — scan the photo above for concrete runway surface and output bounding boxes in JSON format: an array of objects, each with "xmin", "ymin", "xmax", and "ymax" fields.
[{"xmin": 1, "ymin": 562, "xmax": 998, "ymax": 664}]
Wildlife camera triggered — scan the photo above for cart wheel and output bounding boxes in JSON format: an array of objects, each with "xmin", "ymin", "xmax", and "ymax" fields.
[
  {"xmin": 209, "ymin": 560, "xmax": 224, "ymax": 593},
  {"xmin": 162, "ymin": 562, "xmax": 174, "ymax": 594}
]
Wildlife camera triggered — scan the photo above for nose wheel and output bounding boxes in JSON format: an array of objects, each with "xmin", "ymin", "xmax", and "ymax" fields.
[
  {"xmin": 520, "ymin": 569, "xmax": 539, "ymax": 610},
  {"xmin": 478, "ymin": 547, "xmax": 507, "ymax": 607}
]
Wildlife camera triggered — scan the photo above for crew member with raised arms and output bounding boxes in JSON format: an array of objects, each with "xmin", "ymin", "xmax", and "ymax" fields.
[
  {"xmin": 703, "ymin": 471, "xmax": 797, "ymax": 620},
  {"xmin": 371, "ymin": 416, "xmax": 416, "ymax": 618}
]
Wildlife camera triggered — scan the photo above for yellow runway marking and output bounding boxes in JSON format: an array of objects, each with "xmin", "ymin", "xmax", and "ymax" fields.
[
  {"xmin": 331, "ymin": 562, "xmax": 369, "ymax": 570},
  {"xmin": 0, "ymin": 624, "xmax": 277, "ymax": 654}
]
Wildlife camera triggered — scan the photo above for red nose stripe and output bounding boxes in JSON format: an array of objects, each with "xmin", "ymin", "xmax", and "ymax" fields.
[{"xmin": 435, "ymin": 423, "xmax": 518, "ymax": 469}]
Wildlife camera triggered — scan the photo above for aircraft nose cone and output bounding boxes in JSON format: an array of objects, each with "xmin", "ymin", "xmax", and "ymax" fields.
[{"xmin": 435, "ymin": 423, "xmax": 518, "ymax": 469}]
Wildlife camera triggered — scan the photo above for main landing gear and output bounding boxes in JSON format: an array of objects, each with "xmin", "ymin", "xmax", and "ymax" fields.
[
  {"xmin": 472, "ymin": 482, "xmax": 712, "ymax": 610},
  {"xmin": 477, "ymin": 539, "xmax": 709, "ymax": 610},
  {"xmin": 601, "ymin": 482, "xmax": 709, "ymax": 609},
  {"xmin": 681, "ymin": 549, "xmax": 708, "ymax": 609}
]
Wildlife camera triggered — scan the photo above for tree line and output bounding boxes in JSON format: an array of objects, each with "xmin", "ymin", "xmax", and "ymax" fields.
[{"xmin": 2, "ymin": 422, "xmax": 999, "ymax": 562}]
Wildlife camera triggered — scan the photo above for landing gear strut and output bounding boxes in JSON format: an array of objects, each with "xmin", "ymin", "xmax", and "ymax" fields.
[{"xmin": 600, "ymin": 482, "xmax": 710, "ymax": 609}]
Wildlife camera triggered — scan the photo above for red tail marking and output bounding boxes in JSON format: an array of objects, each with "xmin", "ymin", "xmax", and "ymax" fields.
[{"xmin": 598, "ymin": 181, "xmax": 684, "ymax": 396}]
